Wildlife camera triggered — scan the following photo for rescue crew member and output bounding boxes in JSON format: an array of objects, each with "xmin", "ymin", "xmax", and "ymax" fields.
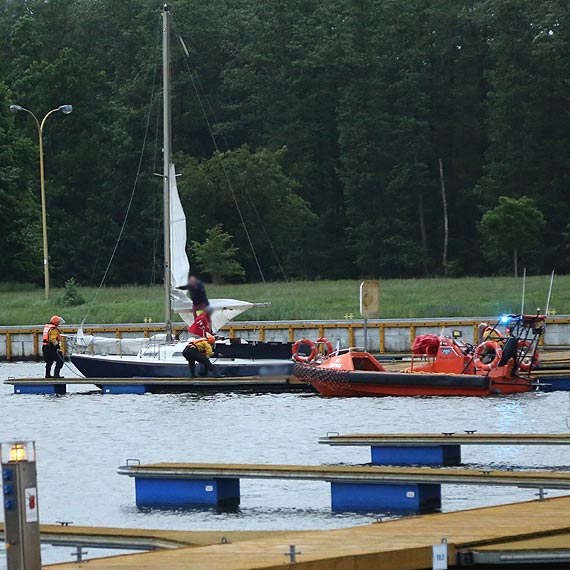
[
  {"xmin": 42, "ymin": 315, "xmax": 65, "ymax": 378},
  {"xmin": 188, "ymin": 308, "xmax": 213, "ymax": 338},
  {"xmin": 176, "ymin": 275, "xmax": 209, "ymax": 317},
  {"xmin": 182, "ymin": 334, "xmax": 224, "ymax": 378}
]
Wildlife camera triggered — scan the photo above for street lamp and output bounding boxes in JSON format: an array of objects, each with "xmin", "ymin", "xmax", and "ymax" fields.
[{"xmin": 10, "ymin": 104, "xmax": 73, "ymax": 299}]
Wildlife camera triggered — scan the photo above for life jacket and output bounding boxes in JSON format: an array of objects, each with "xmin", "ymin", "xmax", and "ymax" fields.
[
  {"xmin": 187, "ymin": 337, "xmax": 214, "ymax": 357},
  {"xmin": 188, "ymin": 312, "xmax": 212, "ymax": 337},
  {"xmin": 42, "ymin": 323, "xmax": 60, "ymax": 346}
]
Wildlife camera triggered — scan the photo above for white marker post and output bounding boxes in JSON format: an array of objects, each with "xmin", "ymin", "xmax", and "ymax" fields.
[
  {"xmin": 432, "ymin": 538, "xmax": 448, "ymax": 570},
  {"xmin": 360, "ymin": 281, "xmax": 380, "ymax": 351}
]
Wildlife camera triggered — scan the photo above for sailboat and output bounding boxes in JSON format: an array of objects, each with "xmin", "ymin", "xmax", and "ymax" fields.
[{"xmin": 70, "ymin": 6, "xmax": 293, "ymax": 379}]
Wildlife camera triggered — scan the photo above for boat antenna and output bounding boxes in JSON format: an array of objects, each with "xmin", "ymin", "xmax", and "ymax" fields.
[
  {"xmin": 521, "ymin": 267, "xmax": 526, "ymax": 315},
  {"xmin": 162, "ymin": 3, "xmax": 173, "ymax": 341},
  {"xmin": 545, "ymin": 270, "xmax": 555, "ymax": 317}
]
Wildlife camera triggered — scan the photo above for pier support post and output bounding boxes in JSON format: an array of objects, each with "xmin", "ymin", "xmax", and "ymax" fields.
[
  {"xmin": 330, "ymin": 481, "xmax": 441, "ymax": 513},
  {"xmin": 371, "ymin": 445, "xmax": 461, "ymax": 466},
  {"xmin": 13, "ymin": 384, "xmax": 66, "ymax": 395},
  {"xmin": 134, "ymin": 477, "xmax": 240, "ymax": 508}
]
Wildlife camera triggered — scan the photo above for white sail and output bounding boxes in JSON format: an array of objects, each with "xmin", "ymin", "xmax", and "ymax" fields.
[
  {"xmin": 168, "ymin": 163, "xmax": 264, "ymax": 332},
  {"xmin": 169, "ymin": 164, "xmax": 192, "ymax": 312}
]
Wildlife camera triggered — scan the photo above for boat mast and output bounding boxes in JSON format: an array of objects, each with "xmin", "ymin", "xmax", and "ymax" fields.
[{"xmin": 162, "ymin": 4, "xmax": 172, "ymax": 341}]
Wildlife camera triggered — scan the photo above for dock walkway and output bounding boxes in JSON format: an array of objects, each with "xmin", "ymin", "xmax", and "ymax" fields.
[
  {"xmin": 47, "ymin": 496, "xmax": 570, "ymax": 570},
  {"xmin": 4, "ymin": 375, "xmax": 307, "ymax": 395},
  {"xmin": 119, "ymin": 462, "xmax": 570, "ymax": 512}
]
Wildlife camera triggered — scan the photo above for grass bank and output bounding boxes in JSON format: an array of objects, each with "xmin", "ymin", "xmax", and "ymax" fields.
[{"xmin": 0, "ymin": 275, "xmax": 566, "ymax": 326}]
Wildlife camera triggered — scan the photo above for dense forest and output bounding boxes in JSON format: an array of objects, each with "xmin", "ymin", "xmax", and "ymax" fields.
[{"xmin": 0, "ymin": 0, "xmax": 568, "ymax": 285}]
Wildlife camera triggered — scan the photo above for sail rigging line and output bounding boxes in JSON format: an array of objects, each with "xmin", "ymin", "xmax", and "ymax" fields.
[
  {"xmin": 79, "ymin": 21, "xmax": 162, "ymax": 325},
  {"xmin": 175, "ymin": 26, "xmax": 304, "ymax": 315},
  {"xmin": 172, "ymin": 26, "xmax": 266, "ymax": 285}
]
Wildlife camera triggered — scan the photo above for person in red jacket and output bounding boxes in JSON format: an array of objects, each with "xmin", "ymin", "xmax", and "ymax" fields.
[{"xmin": 188, "ymin": 308, "xmax": 213, "ymax": 338}]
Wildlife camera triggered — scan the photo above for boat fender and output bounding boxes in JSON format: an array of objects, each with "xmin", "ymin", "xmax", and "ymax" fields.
[
  {"xmin": 316, "ymin": 337, "xmax": 334, "ymax": 357},
  {"xmin": 517, "ymin": 340, "xmax": 539, "ymax": 371},
  {"xmin": 474, "ymin": 341, "xmax": 502, "ymax": 372},
  {"xmin": 292, "ymin": 339, "xmax": 317, "ymax": 363}
]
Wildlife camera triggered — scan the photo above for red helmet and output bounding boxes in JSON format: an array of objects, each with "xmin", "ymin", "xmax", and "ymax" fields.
[
  {"xmin": 50, "ymin": 315, "xmax": 65, "ymax": 326},
  {"xmin": 206, "ymin": 333, "xmax": 216, "ymax": 345}
]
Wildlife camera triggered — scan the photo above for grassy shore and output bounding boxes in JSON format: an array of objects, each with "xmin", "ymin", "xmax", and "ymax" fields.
[{"xmin": 0, "ymin": 275, "xmax": 566, "ymax": 326}]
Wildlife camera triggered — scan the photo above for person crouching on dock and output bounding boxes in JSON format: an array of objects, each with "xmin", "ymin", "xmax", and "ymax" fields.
[
  {"xmin": 42, "ymin": 315, "xmax": 65, "ymax": 378},
  {"xmin": 182, "ymin": 334, "xmax": 224, "ymax": 378}
]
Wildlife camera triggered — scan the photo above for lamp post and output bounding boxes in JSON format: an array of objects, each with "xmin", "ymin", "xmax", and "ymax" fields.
[
  {"xmin": 1, "ymin": 441, "xmax": 41, "ymax": 570},
  {"xmin": 9, "ymin": 104, "xmax": 73, "ymax": 299}
]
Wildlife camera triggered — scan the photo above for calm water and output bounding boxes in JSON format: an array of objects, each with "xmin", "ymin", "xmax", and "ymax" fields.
[{"xmin": 1, "ymin": 361, "xmax": 570, "ymax": 565}]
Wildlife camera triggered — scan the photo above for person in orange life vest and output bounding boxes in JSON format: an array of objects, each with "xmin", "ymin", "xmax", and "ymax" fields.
[
  {"xmin": 182, "ymin": 334, "xmax": 224, "ymax": 378},
  {"xmin": 42, "ymin": 315, "xmax": 65, "ymax": 378},
  {"xmin": 188, "ymin": 308, "xmax": 213, "ymax": 338}
]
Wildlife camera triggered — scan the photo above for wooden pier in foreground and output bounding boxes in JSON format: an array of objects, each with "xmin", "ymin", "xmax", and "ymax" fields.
[
  {"xmin": 0, "ymin": 523, "xmax": 299, "ymax": 551},
  {"xmin": 46, "ymin": 496, "xmax": 570, "ymax": 569}
]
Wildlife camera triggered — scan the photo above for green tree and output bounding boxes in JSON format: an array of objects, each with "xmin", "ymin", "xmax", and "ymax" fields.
[
  {"xmin": 192, "ymin": 225, "xmax": 245, "ymax": 284},
  {"xmin": 479, "ymin": 196, "xmax": 546, "ymax": 274},
  {"xmin": 178, "ymin": 146, "xmax": 319, "ymax": 280},
  {"xmin": 0, "ymin": 82, "xmax": 41, "ymax": 282}
]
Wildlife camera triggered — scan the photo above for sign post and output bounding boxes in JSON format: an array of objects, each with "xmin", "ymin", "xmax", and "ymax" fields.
[
  {"xmin": 359, "ymin": 281, "xmax": 380, "ymax": 351},
  {"xmin": 1, "ymin": 441, "xmax": 42, "ymax": 570}
]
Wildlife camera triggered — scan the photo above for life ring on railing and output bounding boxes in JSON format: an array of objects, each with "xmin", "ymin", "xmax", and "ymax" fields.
[
  {"xmin": 316, "ymin": 337, "xmax": 334, "ymax": 357},
  {"xmin": 517, "ymin": 340, "xmax": 539, "ymax": 371},
  {"xmin": 474, "ymin": 341, "xmax": 503, "ymax": 372},
  {"xmin": 292, "ymin": 339, "xmax": 317, "ymax": 363}
]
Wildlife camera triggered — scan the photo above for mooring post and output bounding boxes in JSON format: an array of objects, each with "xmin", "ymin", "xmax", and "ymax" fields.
[{"xmin": 284, "ymin": 545, "xmax": 302, "ymax": 563}]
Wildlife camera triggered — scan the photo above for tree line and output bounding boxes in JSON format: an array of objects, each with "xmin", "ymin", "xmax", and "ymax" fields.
[{"xmin": 0, "ymin": 0, "xmax": 568, "ymax": 286}]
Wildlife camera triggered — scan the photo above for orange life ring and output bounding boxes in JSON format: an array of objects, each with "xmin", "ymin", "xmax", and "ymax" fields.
[
  {"xmin": 316, "ymin": 337, "xmax": 334, "ymax": 357},
  {"xmin": 292, "ymin": 339, "xmax": 317, "ymax": 363},
  {"xmin": 517, "ymin": 340, "xmax": 539, "ymax": 371},
  {"xmin": 474, "ymin": 340, "xmax": 503, "ymax": 372}
]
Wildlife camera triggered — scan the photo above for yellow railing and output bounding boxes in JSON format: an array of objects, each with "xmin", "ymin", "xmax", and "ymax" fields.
[{"xmin": 2, "ymin": 317, "xmax": 570, "ymax": 360}]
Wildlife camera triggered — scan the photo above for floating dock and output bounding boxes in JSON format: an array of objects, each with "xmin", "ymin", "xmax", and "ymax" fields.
[
  {"xmin": 0, "ymin": 523, "xmax": 300, "ymax": 551},
  {"xmin": 46, "ymin": 496, "xmax": 570, "ymax": 569},
  {"xmin": 4, "ymin": 376, "xmax": 309, "ymax": 395},
  {"xmin": 318, "ymin": 432, "xmax": 570, "ymax": 465},
  {"xmin": 118, "ymin": 461, "xmax": 570, "ymax": 512}
]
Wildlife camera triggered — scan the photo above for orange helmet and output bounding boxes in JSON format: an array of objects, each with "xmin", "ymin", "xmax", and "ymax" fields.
[
  {"xmin": 50, "ymin": 315, "xmax": 65, "ymax": 326},
  {"xmin": 206, "ymin": 333, "xmax": 216, "ymax": 345}
]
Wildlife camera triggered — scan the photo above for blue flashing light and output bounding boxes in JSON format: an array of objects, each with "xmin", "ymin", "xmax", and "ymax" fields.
[{"xmin": 500, "ymin": 315, "xmax": 510, "ymax": 324}]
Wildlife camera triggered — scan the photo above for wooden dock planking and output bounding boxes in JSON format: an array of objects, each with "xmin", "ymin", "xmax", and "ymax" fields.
[
  {"xmin": 118, "ymin": 462, "xmax": 570, "ymax": 488},
  {"xmin": 319, "ymin": 433, "xmax": 570, "ymax": 446},
  {"xmin": 47, "ymin": 496, "xmax": 570, "ymax": 570},
  {"xmin": 0, "ymin": 524, "xmax": 299, "ymax": 550},
  {"xmin": 5, "ymin": 375, "xmax": 297, "ymax": 386}
]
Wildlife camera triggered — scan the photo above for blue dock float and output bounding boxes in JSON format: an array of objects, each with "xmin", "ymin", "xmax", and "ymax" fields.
[
  {"xmin": 370, "ymin": 444, "xmax": 461, "ymax": 466},
  {"xmin": 135, "ymin": 477, "xmax": 241, "ymax": 508},
  {"xmin": 330, "ymin": 482, "xmax": 441, "ymax": 512},
  {"xmin": 12, "ymin": 383, "xmax": 67, "ymax": 395},
  {"xmin": 117, "ymin": 462, "xmax": 570, "ymax": 513}
]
